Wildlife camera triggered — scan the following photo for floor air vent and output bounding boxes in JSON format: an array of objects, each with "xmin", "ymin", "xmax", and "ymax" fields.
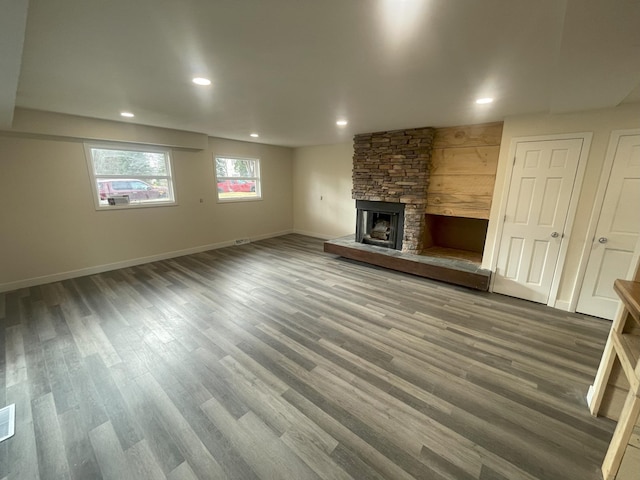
[{"xmin": 0, "ymin": 404, "xmax": 15, "ymax": 442}]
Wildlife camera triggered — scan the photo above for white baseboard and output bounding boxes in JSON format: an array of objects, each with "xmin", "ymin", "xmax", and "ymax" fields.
[
  {"xmin": 554, "ymin": 300, "xmax": 572, "ymax": 312},
  {"xmin": 586, "ymin": 384, "xmax": 595, "ymax": 408},
  {"xmin": 247, "ymin": 229, "xmax": 293, "ymax": 243},
  {"xmin": 292, "ymin": 229, "xmax": 347, "ymax": 240},
  {"xmin": 0, "ymin": 229, "xmax": 293, "ymax": 293}
]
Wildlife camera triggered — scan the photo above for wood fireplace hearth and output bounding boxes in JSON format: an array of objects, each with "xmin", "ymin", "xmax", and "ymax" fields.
[{"xmin": 324, "ymin": 235, "xmax": 491, "ymax": 290}]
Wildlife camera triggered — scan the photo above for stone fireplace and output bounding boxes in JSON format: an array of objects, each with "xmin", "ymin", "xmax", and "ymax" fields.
[
  {"xmin": 326, "ymin": 122, "xmax": 501, "ymax": 291},
  {"xmin": 352, "ymin": 126, "xmax": 435, "ymax": 254}
]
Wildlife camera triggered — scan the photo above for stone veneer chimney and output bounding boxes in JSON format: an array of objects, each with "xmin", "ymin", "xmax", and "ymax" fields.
[{"xmin": 352, "ymin": 127, "xmax": 435, "ymax": 254}]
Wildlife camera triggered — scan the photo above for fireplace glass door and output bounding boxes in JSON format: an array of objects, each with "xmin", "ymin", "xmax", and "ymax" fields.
[{"xmin": 355, "ymin": 200, "xmax": 404, "ymax": 250}]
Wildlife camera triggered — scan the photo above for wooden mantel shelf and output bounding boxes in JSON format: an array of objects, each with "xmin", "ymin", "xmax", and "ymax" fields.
[{"xmin": 590, "ymin": 280, "xmax": 640, "ymax": 480}]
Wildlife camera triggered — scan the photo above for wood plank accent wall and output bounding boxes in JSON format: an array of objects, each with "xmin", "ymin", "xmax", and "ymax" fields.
[{"xmin": 426, "ymin": 122, "xmax": 503, "ymax": 219}]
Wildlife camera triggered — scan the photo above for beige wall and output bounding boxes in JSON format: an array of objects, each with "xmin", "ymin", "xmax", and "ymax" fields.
[
  {"xmin": 0, "ymin": 112, "xmax": 293, "ymax": 290},
  {"xmin": 5, "ymin": 104, "xmax": 639, "ymax": 302},
  {"xmin": 292, "ymin": 143, "xmax": 355, "ymax": 239},
  {"xmin": 483, "ymin": 102, "xmax": 640, "ymax": 308}
]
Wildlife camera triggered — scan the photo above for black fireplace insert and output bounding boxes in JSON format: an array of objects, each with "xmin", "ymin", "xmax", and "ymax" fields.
[{"xmin": 355, "ymin": 200, "xmax": 404, "ymax": 250}]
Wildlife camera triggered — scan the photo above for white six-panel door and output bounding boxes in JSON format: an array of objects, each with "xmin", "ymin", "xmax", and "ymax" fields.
[
  {"xmin": 493, "ymin": 139, "xmax": 583, "ymax": 303},
  {"xmin": 576, "ymin": 133, "xmax": 640, "ymax": 320}
]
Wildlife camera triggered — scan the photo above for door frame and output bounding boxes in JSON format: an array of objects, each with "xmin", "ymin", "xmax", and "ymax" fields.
[
  {"xmin": 488, "ymin": 132, "xmax": 592, "ymax": 308},
  {"xmin": 569, "ymin": 128, "xmax": 640, "ymax": 313}
]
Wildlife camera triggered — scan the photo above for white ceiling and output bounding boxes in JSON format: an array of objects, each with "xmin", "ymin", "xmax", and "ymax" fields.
[{"xmin": 4, "ymin": 0, "xmax": 640, "ymax": 147}]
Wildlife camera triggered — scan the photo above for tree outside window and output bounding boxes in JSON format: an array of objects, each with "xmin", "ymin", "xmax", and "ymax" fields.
[{"xmin": 215, "ymin": 156, "xmax": 261, "ymax": 202}]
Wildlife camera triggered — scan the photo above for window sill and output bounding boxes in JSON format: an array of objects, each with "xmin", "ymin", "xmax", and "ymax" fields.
[
  {"xmin": 94, "ymin": 201, "xmax": 178, "ymax": 211},
  {"xmin": 216, "ymin": 196, "xmax": 263, "ymax": 204}
]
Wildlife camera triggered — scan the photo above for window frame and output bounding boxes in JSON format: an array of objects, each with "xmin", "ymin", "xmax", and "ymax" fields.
[
  {"xmin": 214, "ymin": 155, "xmax": 262, "ymax": 203},
  {"xmin": 84, "ymin": 141, "xmax": 177, "ymax": 210}
]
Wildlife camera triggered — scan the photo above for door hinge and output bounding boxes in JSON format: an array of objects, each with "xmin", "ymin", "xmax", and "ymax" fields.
[
  {"xmin": 504, "ymin": 214, "xmax": 507, "ymax": 222},
  {"xmin": 513, "ymin": 156, "xmax": 516, "ymax": 165}
]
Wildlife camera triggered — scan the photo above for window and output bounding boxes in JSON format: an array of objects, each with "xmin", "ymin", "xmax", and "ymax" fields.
[
  {"xmin": 85, "ymin": 143, "xmax": 176, "ymax": 209},
  {"xmin": 215, "ymin": 156, "xmax": 261, "ymax": 201}
]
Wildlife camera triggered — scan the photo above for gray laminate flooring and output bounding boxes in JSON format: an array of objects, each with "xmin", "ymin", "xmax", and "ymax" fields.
[{"xmin": 0, "ymin": 234, "xmax": 614, "ymax": 479}]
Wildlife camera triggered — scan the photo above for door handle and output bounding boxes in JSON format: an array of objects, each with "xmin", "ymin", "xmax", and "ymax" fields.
[
  {"xmin": 551, "ymin": 232, "xmax": 560, "ymax": 238},
  {"xmin": 598, "ymin": 237, "xmax": 608, "ymax": 244}
]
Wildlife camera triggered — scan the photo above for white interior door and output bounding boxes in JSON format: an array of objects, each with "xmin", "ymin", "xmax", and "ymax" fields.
[
  {"xmin": 576, "ymin": 133, "xmax": 640, "ymax": 320},
  {"xmin": 493, "ymin": 139, "xmax": 583, "ymax": 303}
]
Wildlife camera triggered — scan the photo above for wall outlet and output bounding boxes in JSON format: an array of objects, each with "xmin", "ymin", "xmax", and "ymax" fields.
[{"xmin": 234, "ymin": 238, "xmax": 251, "ymax": 245}]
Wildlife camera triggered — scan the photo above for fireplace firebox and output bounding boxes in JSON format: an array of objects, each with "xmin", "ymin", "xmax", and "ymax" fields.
[{"xmin": 355, "ymin": 200, "xmax": 404, "ymax": 250}]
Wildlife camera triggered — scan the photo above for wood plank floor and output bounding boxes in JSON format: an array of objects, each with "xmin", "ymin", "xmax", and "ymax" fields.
[{"xmin": 0, "ymin": 234, "xmax": 615, "ymax": 480}]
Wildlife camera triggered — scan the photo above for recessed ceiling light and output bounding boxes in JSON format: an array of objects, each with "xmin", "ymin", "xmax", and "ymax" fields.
[
  {"xmin": 336, "ymin": 119, "xmax": 348, "ymax": 126},
  {"xmin": 120, "ymin": 112, "xmax": 135, "ymax": 118},
  {"xmin": 192, "ymin": 77, "xmax": 211, "ymax": 86},
  {"xmin": 250, "ymin": 133, "xmax": 259, "ymax": 138},
  {"xmin": 475, "ymin": 97, "xmax": 494, "ymax": 104}
]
